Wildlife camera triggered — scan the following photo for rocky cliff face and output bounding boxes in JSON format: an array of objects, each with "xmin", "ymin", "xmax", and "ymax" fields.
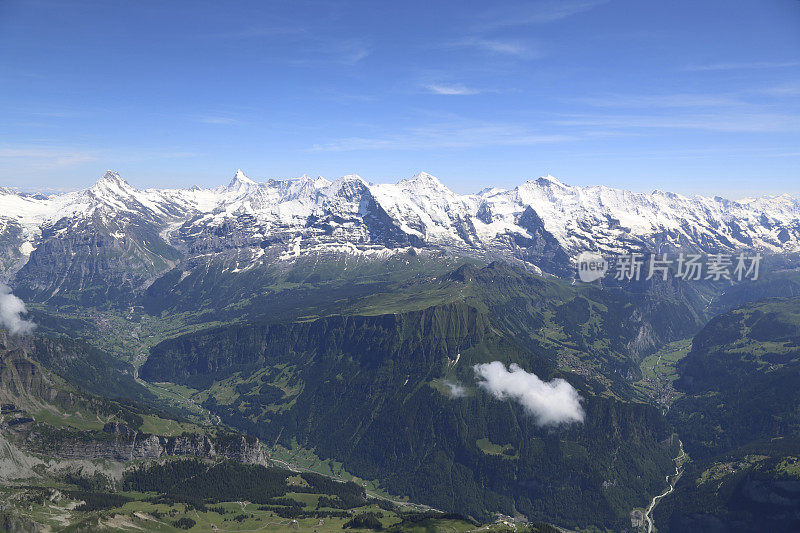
[
  {"xmin": 1, "ymin": 330, "xmax": 268, "ymax": 472},
  {"xmin": 1, "ymin": 329, "xmax": 152, "ymax": 404},
  {"xmin": 24, "ymin": 423, "xmax": 267, "ymax": 465},
  {"xmin": 0, "ymin": 331, "xmax": 74, "ymax": 411},
  {"xmin": 141, "ymin": 302, "xmax": 493, "ymax": 386}
]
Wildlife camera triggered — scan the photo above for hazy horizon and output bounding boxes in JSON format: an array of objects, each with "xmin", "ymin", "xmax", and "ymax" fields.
[{"xmin": 3, "ymin": 167, "xmax": 799, "ymax": 202}]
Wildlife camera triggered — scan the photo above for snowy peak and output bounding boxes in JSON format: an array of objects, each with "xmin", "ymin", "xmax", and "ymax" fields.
[
  {"xmin": 234, "ymin": 169, "xmax": 254, "ymax": 184},
  {"xmin": 100, "ymin": 170, "xmax": 125, "ymax": 183},
  {"xmin": 396, "ymin": 172, "xmax": 459, "ymax": 200},
  {"xmin": 337, "ymin": 174, "xmax": 365, "ymax": 184},
  {"xmin": 85, "ymin": 170, "xmax": 158, "ymax": 216},
  {"xmin": 2, "ymin": 169, "xmax": 800, "ymax": 283},
  {"xmin": 533, "ymin": 174, "xmax": 567, "ymax": 188},
  {"xmin": 85, "ymin": 170, "xmax": 187, "ymax": 219},
  {"xmin": 328, "ymin": 174, "xmax": 366, "ymax": 193},
  {"xmin": 328, "ymin": 175, "xmax": 371, "ymax": 203},
  {"xmin": 227, "ymin": 169, "xmax": 257, "ymax": 190},
  {"xmin": 314, "ymin": 176, "xmax": 332, "ymax": 189},
  {"xmin": 90, "ymin": 170, "xmax": 136, "ymax": 196},
  {"xmin": 406, "ymin": 171, "xmax": 444, "ymax": 187}
]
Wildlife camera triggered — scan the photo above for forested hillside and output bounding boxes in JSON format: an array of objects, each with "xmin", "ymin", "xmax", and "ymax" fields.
[{"xmin": 656, "ymin": 298, "xmax": 800, "ymax": 531}]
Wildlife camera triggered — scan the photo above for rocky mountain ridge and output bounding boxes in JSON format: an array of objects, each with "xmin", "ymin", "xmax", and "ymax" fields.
[{"xmin": 2, "ymin": 170, "xmax": 799, "ymax": 298}]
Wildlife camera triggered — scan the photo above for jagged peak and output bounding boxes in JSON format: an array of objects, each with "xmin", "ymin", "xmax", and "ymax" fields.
[
  {"xmin": 229, "ymin": 169, "xmax": 256, "ymax": 187},
  {"xmin": 98, "ymin": 170, "xmax": 126, "ymax": 184},
  {"xmin": 291, "ymin": 173, "xmax": 331, "ymax": 190},
  {"xmin": 478, "ymin": 186, "xmax": 507, "ymax": 196},
  {"xmin": 328, "ymin": 174, "xmax": 366, "ymax": 191},
  {"xmin": 90, "ymin": 170, "xmax": 136, "ymax": 194},
  {"xmin": 412, "ymin": 171, "xmax": 440, "ymax": 183},
  {"xmin": 327, "ymin": 174, "xmax": 371, "ymax": 200},
  {"xmin": 743, "ymin": 192, "xmax": 797, "ymax": 204},
  {"xmin": 533, "ymin": 174, "xmax": 567, "ymax": 187},
  {"xmin": 651, "ymin": 189, "xmax": 681, "ymax": 200},
  {"xmin": 401, "ymin": 171, "xmax": 446, "ymax": 189},
  {"xmin": 314, "ymin": 176, "xmax": 332, "ymax": 188},
  {"xmin": 339, "ymin": 173, "xmax": 365, "ymax": 183}
]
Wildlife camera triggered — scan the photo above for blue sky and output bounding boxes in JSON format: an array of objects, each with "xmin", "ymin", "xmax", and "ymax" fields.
[{"xmin": 0, "ymin": 0, "xmax": 798, "ymax": 197}]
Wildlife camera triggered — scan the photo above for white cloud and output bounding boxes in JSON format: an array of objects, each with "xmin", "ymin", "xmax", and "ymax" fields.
[
  {"xmin": 473, "ymin": 362, "xmax": 584, "ymax": 426},
  {"xmin": 0, "ymin": 284, "xmax": 36, "ymax": 335},
  {"xmin": 426, "ymin": 84, "xmax": 481, "ymax": 95},
  {"xmin": 443, "ymin": 380, "xmax": 467, "ymax": 398}
]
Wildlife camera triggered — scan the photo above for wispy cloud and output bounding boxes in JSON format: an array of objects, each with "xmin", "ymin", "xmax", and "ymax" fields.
[
  {"xmin": 443, "ymin": 380, "xmax": 467, "ymax": 398},
  {"xmin": 159, "ymin": 151, "xmax": 199, "ymax": 159},
  {"xmin": 758, "ymin": 83, "xmax": 800, "ymax": 97},
  {"xmin": 333, "ymin": 39, "xmax": 370, "ymax": 65},
  {"xmin": 216, "ymin": 26, "xmax": 308, "ymax": 40},
  {"xmin": 425, "ymin": 84, "xmax": 481, "ymax": 95},
  {"xmin": 555, "ymin": 111, "xmax": 800, "ymax": 133},
  {"xmin": 573, "ymin": 93, "xmax": 744, "ymax": 108},
  {"xmin": 571, "ymin": 87, "xmax": 799, "ymax": 115},
  {"xmin": 310, "ymin": 121, "xmax": 574, "ymax": 151},
  {"xmin": 684, "ymin": 61, "xmax": 800, "ymax": 72},
  {"xmin": 764, "ymin": 151, "xmax": 800, "ymax": 158},
  {"xmin": 27, "ymin": 110, "xmax": 81, "ymax": 118},
  {"xmin": 445, "ymin": 37, "xmax": 538, "ymax": 58},
  {"xmin": 285, "ymin": 38, "xmax": 370, "ymax": 66},
  {"xmin": 0, "ymin": 146, "xmax": 198, "ymax": 174},
  {"xmin": 196, "ymin": 115, "xmax": 243, "ymax": 125},
  {"xmin": 476, "ymin": 0, "xmax": 607, "ymax": 30},
  {"xmin": 0, "ymin": 147, "xmax": 98, "ymax": 167},
  {"xmin": 209, "ymin": 25, "xmax": 367, "ymax": 64}
]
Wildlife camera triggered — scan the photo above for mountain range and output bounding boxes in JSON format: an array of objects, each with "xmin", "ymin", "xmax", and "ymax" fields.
[{"xmin": 1, "ymin": 170, "xmax": 799, "ymax": 302}]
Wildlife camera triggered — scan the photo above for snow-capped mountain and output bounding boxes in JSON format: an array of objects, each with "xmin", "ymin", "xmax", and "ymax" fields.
[
  {"xmin": 481, "ymin": 175, "xmax": 800, "ymax": 256},
  {"xmin": 1, "ymin": 170, "xmax": 799, "ymax": 300}
]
